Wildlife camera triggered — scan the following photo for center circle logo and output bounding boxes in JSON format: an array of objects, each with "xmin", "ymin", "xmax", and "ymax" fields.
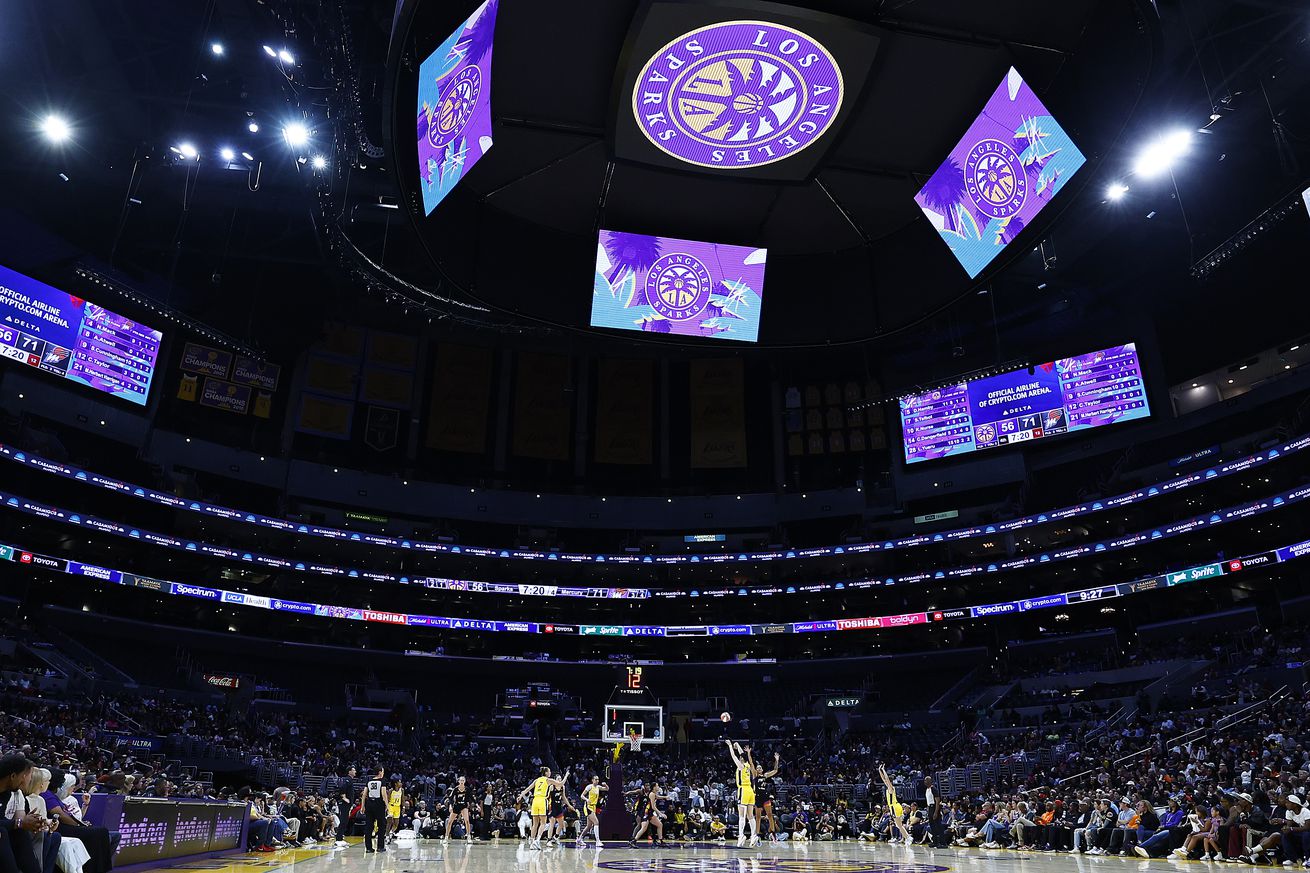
[
  {"xmin": 964, "ymin": 139, "xmax": 1027, "ymax": 219},
  {"xmin": 632, "ymin": 20, "xmax": 844, "ymax": 169},
  {"xmin": 428, "ymin": 65, "xmax": 482, "ymax": 149},
  {"xmin": 646, "ymin": 253, "xmax": 713, "ymax": 321}
]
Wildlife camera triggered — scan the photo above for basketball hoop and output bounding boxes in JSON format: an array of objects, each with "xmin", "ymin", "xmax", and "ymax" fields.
[{"xmin": 628, "ymin": 730, "xmax": 642, "ymax": 754}]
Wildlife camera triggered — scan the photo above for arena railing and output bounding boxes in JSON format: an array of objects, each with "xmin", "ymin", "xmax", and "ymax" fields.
[
  {"xmin": 3, "ymin": 468, "xmax": 1309, "ymax": 604},
  {"xmin": 5, "ymin": 513, "xmax": 1310, "ymax": 640},
  {"xmin": 1, "ymin": 431, "xmax": 1306, "ymax": 567}
]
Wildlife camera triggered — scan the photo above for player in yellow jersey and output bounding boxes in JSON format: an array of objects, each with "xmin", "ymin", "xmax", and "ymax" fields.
[
  {"xmin": 727, "ymin": 739, "xmax": 759, "ymax": 848},
  {"xmin": 386, "ymin": 778, "xmax": 403, "ymax": 842},
  {"xmin": 878, "ymin": 764, "xmax": 913, "ymax": 845},
  {"xmin": 517, "ymin": 766, "xmax": 564, "ymax": 850},
  {"xmin": 575, "ymin": 775, "xmax": 607, "ymax": 849}
]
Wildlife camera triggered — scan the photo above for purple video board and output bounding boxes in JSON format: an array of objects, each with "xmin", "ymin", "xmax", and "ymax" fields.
[
  {"xmin": 416, "ymin": 0, "xmax": 498, "ymax": 215},
  {"xmin": 630, "ymin": 19, "xmax": 846, "ymax": 171},
  {"xmin": 915, "ymin": 67, "xmax": 1086, "ymax": 278},
  {"xmin": 0, "ymin": 264, "xmax": 162, "ymax": 406},
  {"xmin": 592, "ymin": 230, "xmax": 766, "ymax": 342},
  {"xmin": 900, "ymin": 343, "xmax": 1150, "ymax": 464}
]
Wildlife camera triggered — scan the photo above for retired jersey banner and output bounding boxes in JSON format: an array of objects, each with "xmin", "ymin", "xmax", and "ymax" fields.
[
  {"xmin": 304, "ymin": 355, "xmax": 359, "ymax": 399},
  {"xmin": 426, "ymin": 343, "xmax": 493, "ymax": 454},
  {"xmin": 512, "ymin": 352, "xmax": 571, "ymax": 461},
  {"xmin": 296, "ymin": 392, "xmax": 354, "ymax": 439},
  {"xmin": 366, "ymin": 330, "xmax": 418, "ymax": 371},
  {"xmin": 595, "ymin": 358, "xmax": 653, "ymax": 465},
  {"xmin": 690, "ymin": 358, "xmax": 747, "ymax": 468},
  {"xmin": 361, "ymin": 367, "xmax": 414, "ymax": 409}
]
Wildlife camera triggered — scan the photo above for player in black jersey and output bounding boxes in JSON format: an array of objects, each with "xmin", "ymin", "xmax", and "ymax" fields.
[
  {"xmin": 545, "ymin": 779, "xmax": 575, "ymax": 846},
  {"xmin": 628, "ymin": 781, "xmax": 670, "ymax": 847},
  {"xmin": 442, "ymin": 775, "xmax": 473, "ymax": 843}
]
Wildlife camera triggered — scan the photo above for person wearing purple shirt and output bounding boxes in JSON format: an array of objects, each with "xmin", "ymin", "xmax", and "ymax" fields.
[
  {"xmin": 38, "ymin": 771, "xmax": 113, "ymax": 873},
  {"xmin": 1134, "ymin": 798, "xmax": 1186, "ymax": 857}
]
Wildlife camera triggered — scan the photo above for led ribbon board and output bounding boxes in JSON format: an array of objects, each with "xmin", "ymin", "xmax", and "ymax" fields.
[
  {"xmin": 0, "ymin": 264, "xmax": 162, "ymax": 406},
  {"xmin": 416, "ymin": 0, "xmax": 498, "ymax": 215},
  {"xmin": 592, "ymin": 230, "xmax": 766, "ymax": 342},
  {"xmin": 901, "ymin": 343, "xmax": 1150, "ymax": 464},
  {"xmin": 916, "ymin": 67, "xmax": 1086, "ymax": 278}
]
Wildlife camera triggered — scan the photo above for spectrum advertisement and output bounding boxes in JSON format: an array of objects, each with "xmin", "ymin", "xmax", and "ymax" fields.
[
  {"xmin": 915, "ymin": 67, "xmax": 1086, "ymax": 278},
  {"xmin": 7, "ymin": 528, "xmax": 1304, "ymax": 639},
  {"xmin": 591, "ymin": 231, "xmax": 766, "ymax": 343},
  {"xmin": 0, "ymin": 264, "xmax": 162, "ymax": 406},
  {"xmin": 900, "ymin": 343, "xmax": 1150, "ymax": 464},
  {"xmin": 2, "ymin": 432, "xmax": 1308, "ymax": 569},
  {"xmin": 416, "ymin": 0, "xmax": 498, "ymax": 215}
]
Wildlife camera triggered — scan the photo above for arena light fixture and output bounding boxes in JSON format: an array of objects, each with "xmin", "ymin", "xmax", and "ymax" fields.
[
  {"xmin": 178, "ymin": 142, "xmax": 199, "ymax": 159},
  {"xmin": 278, "ymin": 49, "xmax": 295, "ymax": 65},
  {"xmin": 1134, "ymin": 129, "xmax": 1192, "ymax": 178},
  {"xmin": 219, "ymin": 147, "xmax": 235, "ymax": 162},
  {"xmin": 40, "ymin": 114, "xmax": 71, "ymax": 143},
  {"xmin": 241, "ymin": 151, "xmax": 254, "ymax": 161},
  {"xmin": 248, "ymin": 121, "xmax": 260, "ymax": 133},
  {"xmin": 1106, "ymin": 183, "xmax": 1129, "ymax": 201},
  {"xmin": 310, "ymin": 154, "xmax": 327, "ymax": 170},
  {"xmin": 262, "ymin": 45, "xmax": 276, "ymax": 57},
  {"xmin": 210, "ymin": 42, "xmax": 224, "ymax": 56},
  {"xmin": 282, "ymin": 122, "xmax": 309, "ymax": 148}
]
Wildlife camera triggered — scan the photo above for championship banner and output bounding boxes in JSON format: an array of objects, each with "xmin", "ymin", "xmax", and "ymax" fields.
[
  {"xmin": 199, "ymin": 378, "xmax": 252, "ymax": 415},
  {"xmin": 594, "ymin": 358, "xmax": 653, "ymax": 465},
  {"xmin": 320, "ymin": 322, "xmax": 365, "ymax": 360},
  {"xmin": 364, "ymin": 406, "xmax": 401, "ymax": 452},
  {"xmin": 296, "ymin": 392, "xmax": 354, "ymax": 439},
  {"xmin": 512, "ymin": 352, "xmax": 571, "ymax": 461},
  {"xmin": 366, "ymin": 330, "xmax": 418, "ymax": 371},
  {"xmin": 179, "ymin": 342, "xmax": 232, "ymax": 378},
  {"xmin": 360, "ymin": 367, "xmax": 414, "ymax": 409},
  {"xmin": 689, "ymin": 358, "xmax": 747, "ymax": 468},
  {"xmin": 426, "ymin": 343, "xmax": 493, "ymax": 454},
  {"xmin": 232, "ymin": 356, "xmax": 280, "ymax": 392},
  {"xmin": 304, "ymin": 355, "xmax": 359, "ymax": 399}
]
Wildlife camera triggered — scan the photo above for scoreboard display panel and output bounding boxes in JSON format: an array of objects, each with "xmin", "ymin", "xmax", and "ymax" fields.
[{"xmin": 0, "ymin": 263, "xmax": 162, "ymax": 406}]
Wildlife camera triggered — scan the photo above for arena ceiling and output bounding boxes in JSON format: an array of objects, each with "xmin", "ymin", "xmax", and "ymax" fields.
[{"xmin": 388, "ymin": 0, "xmax": 1162, "ymax": 347}]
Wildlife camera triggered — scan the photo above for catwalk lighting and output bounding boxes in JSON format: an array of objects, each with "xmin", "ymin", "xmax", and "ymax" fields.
[
  {"xmin": 310, "ymin": 154, "xmax": 327, "ymax": 170},
  {"xmin": 247, "ymin": 121, "xmax": 259, "ymax": 133},
  {"xmin": 219, "ymin": 148, "xmax": 236, "ymax": 162},
  {"xmin": 1106, "ymin": 183, "xmax": 1129, "ymax": 201},
  {"xmin": 1133, "ymin": 130, "xmax": 1192, "ymax": 179},
  {"xmin": 262, "ymin": 45, "xmax": 276, "ymax": 57},
  {"xmin": 210, "ymin": 42, "xmax": 224, "ymax": 56},
  {"xmin": 241, "ymin": 152, "xmax": 254, "ymax": 161},
  {"xmin": 282, "ymin": 122, "xmax": 309, "ymax": 148},
  {"xmin": 177, "ymin": 142, "xmax": 198, "ymax": 160},
  {"xmin": 40, "ymin": 114, "xmax": 71, "ymax": 143},
  {"xmin": 277, "ymin": 49, "xmax": 295, "ymax": 65}
]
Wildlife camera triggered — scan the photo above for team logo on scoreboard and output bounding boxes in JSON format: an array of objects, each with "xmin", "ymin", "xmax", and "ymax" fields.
[
  {"xmin": 600, "ymin": 860, "xmax": 950, "ymax": 873},
  {"xmin": 975, "ymin": 423, "xmax": 998, "ymax": 446},
  {"xmin": 965, "ymin": 139, "xmax": 1027, "ymax": 219},
  {"xmin": 631, "ymin": 20, "xmax": 844, "ymax": 169},
  {"xmin": 645, "ymin": 252, "xmax": 713, "ymax": 321},
  {"xmin": 428, "ymin": 65, "xmax": 482, "ymax": 150}
]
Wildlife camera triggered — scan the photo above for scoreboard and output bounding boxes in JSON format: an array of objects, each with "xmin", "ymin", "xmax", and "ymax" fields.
[{"xmin": 0, "ymin": 263, "xmax": 162, "ymax": 406}]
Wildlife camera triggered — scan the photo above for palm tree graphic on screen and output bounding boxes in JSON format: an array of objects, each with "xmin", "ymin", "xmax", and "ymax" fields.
[{"xmin": 602, "ymin": 233, "xmax": 662, "ymax": 286}]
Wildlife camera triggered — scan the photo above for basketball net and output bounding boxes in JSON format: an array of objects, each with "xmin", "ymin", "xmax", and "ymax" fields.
[{"xmin": 628, "ymin": 730, "xmax": 642, "ymax": 754}]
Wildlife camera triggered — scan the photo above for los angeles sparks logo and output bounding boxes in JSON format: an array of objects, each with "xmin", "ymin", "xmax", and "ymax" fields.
[{"xmin": 632, "ymin": 20, "xmax": 844, "ymax": 169}]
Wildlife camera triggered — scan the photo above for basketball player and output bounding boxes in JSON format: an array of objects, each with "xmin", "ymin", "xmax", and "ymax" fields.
[
  {"xmin": 517, "ymin": 766, "xmax": 564, "ymax": 850},
  {"xmin": 576, "ymin": 775, "xmax": 608, "ymax": 849},
  {"xmin": 442, "ymin": 775, "xmax": 473, "ymax": 843},
  {"xmin": 727, "ymin": 740, "xmax": 758, "ymax": 848},
  {"xmin": 546, "ymin": 776, "xmax": 575, "ymax": 846},
  {"xmin": 360, "ymin": 767, "xmax": 389, "ymax": 853},
  {"xmin": 878, "ymin": 764, "xmax": 913, "ymax": 844},
  {"xmin": 628, "ymin": 781, "xmax": 670, "ymax": 847},
  {"xmin": 752, "ymin": 751, "xmax": 781, "ymax": 842},
  {"xmin": 387, "ymin": 777, "xmax": 403, "ymax": 842}
]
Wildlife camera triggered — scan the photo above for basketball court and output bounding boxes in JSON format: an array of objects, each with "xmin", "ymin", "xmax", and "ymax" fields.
[{"xmin": 204, "ymin": 839, "xmax": 1215, "ymax": 873}]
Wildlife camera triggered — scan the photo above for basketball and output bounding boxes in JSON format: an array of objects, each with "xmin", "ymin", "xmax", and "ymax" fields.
[{"xmin": 720, "ymin": 712, "xmax": 731, "ymax": 722}]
